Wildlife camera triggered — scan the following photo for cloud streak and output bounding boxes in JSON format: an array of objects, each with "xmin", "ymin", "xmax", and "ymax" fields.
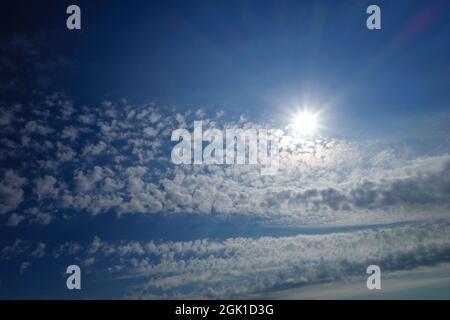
[
  {"xmin": 3, "ymin": 220, "xmax": 450, "ymax": 298},
  {"xmin": 1, "ymin": 94, "xmax": 450, "ymax": 227}
]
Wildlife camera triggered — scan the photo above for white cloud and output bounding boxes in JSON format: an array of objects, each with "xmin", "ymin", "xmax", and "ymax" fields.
[
  {"xmin": 143, "ymin": 127, "xmax": 158, "ymax": 137},
  {"xmin": 5, "ymin": 213, "xmax": 26, "ymax": 227},
  {"xmin": 1, "ymin": 239, "xmax": 30, "ymax": 259},
  {"xmin": 61, "ymin": 126, "xmax": 79, "ymax": 141},
  {"xmin": 0, "ymin": 97, "xmax": 449, "ymax": 226},
  {"xmin": 34, "ymin": 175, "xmax": 59, "ymax": 201},
  {"xmin": 82, "ymin": 141, "xmax": 108, "ymax": 156},
  {"xmin": 26, "ymin": 208, "xmax": 53, "ymax": 225},
  {"xmin": 0, "ymin": 170, "xmax": 27, "ymax": 214},
  {"xmin": 42, "ymin": 221, "xmax": 450, "ymax": 299},
  {"xmin": 31, "ymin": 243, "xmax": 46, "ymax": 258},
  {"xmin": 20, "ymin": 262, "xmax": 31, "ymax": 274},
  {"xmin": 23, "ymin": 120, "xmax": 54, "ymax": 136},
  {"xmin": 74, "ymin": 166, "xmax": 105, "ymax": 192}
]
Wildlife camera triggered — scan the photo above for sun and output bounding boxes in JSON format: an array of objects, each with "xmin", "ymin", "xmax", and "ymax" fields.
[{"xmin": 291, "ymin": 111, "xmax": 318, "ymax": 135}]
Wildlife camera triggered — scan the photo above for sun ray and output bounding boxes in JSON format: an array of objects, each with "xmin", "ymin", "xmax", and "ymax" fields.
[{"xmin": 291, "ymin": 110, "xmax": 319, "ymax": 135}]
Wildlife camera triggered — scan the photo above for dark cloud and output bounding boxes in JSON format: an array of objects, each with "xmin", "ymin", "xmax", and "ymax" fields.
[{"xmin": 0, "ymin": 34, "xmax": 70, "ymax": 100}]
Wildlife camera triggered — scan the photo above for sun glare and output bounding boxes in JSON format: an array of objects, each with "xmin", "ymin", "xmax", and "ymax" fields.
[{"xmin": 291, "ymin": 111, "xmax": 318, "ymax": 135}]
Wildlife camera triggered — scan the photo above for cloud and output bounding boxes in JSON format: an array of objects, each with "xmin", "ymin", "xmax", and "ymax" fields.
[
  {"xmin": 1, "ymin": 239, "xmax": 30, "ymax": 259},
  {"xmin": 82, "ymin": 141, "xmax": 108, "ymax": 156},
  {"xmin": 0, "ymin": 94, "xmax": 449, "ymax": 226},
  {"xmin": 61, "ymin": 126, "xmax": 79, "ymax": 141},
  {"xmin": 143, "ymin": 127, "xmax": 159, "ymax": 137},
  {"xmin": 7, "ymin": 220, "xmax": 447, "ymax": 298},
  {"xmin": 23, "ymin": 120, "xmax": 54, "ymax": 136},
  {"xmin": 74, "ymin": 166, "xmax": 105, "ymax": 193},
  {"xmin": 26, "ymin": 208, "xmax": 53, "ymax": 225},
  {"xmin": 120, "ymin": 221, "xmax": 450, "ymax": 298},
  {"xmin": 31, "ymin": 243, "xmax": 46, "ymax": 258},
  {"xmin": 19, "ymin": 262, "xmax": 31, "ymax": 274},
  {"xmin": 0, "ymin": 34, "xmax": 70, "ymax": 96},
  {"xmin": 5, "ymin": 213, "xmax": 26, "ymax": 227},
  {"xmin": 0, "ymin": 170, "xmax": 27, "ymax": 214},
  {"xmin": 33, "ymin": 175, "xmax": 59, "ymax": 201}
]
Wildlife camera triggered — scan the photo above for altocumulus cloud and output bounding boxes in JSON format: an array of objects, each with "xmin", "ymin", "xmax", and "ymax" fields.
[
  {"xmin": 2, "ymin": 220, "xmax": 450, "ymax": 298},
  {"xmin": 1, "ymin": 93, "xmax": 450, "ymax": 226}
]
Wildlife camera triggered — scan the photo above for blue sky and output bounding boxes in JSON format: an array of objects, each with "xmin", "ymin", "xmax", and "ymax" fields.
[{"xmin": 1, "ymin": 0, "xmax": 450, "ymax": 299}]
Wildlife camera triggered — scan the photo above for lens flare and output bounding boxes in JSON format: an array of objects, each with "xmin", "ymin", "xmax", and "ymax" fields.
[{"xmin": 291, "ymin": 111, "xmax": 318, "ymax": 135}]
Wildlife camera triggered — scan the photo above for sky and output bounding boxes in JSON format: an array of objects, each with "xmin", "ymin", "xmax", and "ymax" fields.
[{"xmin": 1, "ymin": 0, "xmax": 450, "ymax": 299}]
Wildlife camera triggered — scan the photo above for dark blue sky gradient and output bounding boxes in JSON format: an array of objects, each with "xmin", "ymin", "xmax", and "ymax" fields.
[{"xmin": 3, "ymin": 0, "xmax": 450, "ymax": 127}]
